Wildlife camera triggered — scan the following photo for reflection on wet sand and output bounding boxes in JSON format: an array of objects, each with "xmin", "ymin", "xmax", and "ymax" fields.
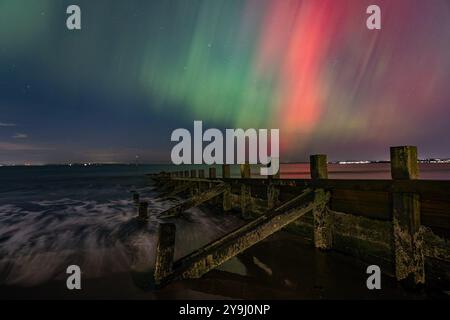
[{"xmin": 2, "ymin": 232, "xmax": 445, "ymax": 300}]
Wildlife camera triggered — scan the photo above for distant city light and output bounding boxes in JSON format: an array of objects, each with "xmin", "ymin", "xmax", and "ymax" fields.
[{"xmin": 338, "ymin": 161, "xmax": 371, "ymax": 165}]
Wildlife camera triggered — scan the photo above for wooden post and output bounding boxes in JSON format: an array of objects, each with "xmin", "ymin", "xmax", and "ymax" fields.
[
  {"xmin": 240, "ymin": 184, "xmax": 252, "ymax": 218},
  {"xmin": 209, "ymin": 167, "xmax": 216, "ymax": 179},
  {"xmin": 391, "ymin": 146, "xmax": 419, "ymax": 180},
  {"xmin": 238, "ymin": 164, "xmax": 251, "ymax": 217},
  {"xmin": 223, "ymin": 184, "xmax": 232, "ymax": 212},
  {"xmin": 189, "ymin": 170, "xmax": 198, "ymax": 195},
  {"xmin": 133, "ymin": 192, "xmax": 140, "ymax": 205},
  {"xmin": 197, "ymin": 170, "xmax": 205, "ymax": 193},
  {"xmin": 138, "ymin": 201, "xmax": 148, "ymax": 220},
  {"xmin": 154, "ymin": 223, "xmax": 176, "ymax": 285},
  {"xmin": 266, "ymin": 159, "xmax": 280, "ymax": 209},
  {"xmin": 312, "ymin": 189, "xmax": 332, "ymax": 250},
  {"xmin": 310, "ymin": 154, "xmax": 332, "ymax": 249},
  {"xmin": 222, "ymin": 164, "xmax": 232, "ymax": 211},
  {"xmin": 240, "ymin": 163, "xmax": 251, "ymax": 179},
  {"xmin": 390, "ymin": 146, "xmax": 424, "ymax": 285},
  {"xmin": 222, "ymin": 164, "xmax": 230, "ymax": 178},
  {"xmin": 310, "ymin": 154, "xmax": 328, "ymax": 179},
  {"xmin": 267, "ymin": 183, "xmax": 280, "ymax": 209},
  {"xmin": 184, "ymin": 170, "xmax": 189, "ymax": 178}
]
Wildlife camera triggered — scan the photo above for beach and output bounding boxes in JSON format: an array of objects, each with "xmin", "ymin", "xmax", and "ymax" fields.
[{"xmin": 1, "ymin": 163, "xmax": 449, "ymax": 299}]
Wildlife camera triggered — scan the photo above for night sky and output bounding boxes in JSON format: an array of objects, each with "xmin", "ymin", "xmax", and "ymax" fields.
[{"xmin": 1, "ymin": 0, "xmax": 449, "ymax": 164}]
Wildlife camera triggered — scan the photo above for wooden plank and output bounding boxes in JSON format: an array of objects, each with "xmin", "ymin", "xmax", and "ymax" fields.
[
  {"xmin": 394, "ymin": 180, "xmax": 450, "ymax": 195},
  {"xmin": 216, "ymin": 178, "xmax": 450, "ymax": 197},
  {"xmin": 330, "ymin": 189, "xmax": 391, "ymax": 220},
  {"xmin": 421, "ymin": 193, "xmax": 450, "ymax": 235}
]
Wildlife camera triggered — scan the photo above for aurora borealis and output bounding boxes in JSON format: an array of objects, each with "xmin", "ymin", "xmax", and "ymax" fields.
[{"xmin": 0, "ymin": 0, "xmax": 449, "ymax": 164}]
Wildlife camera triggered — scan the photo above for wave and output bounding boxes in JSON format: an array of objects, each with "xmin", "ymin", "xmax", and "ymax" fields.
[{"xmin": 0, "ymin": 187, "xmax": 243, "ymax": 286}]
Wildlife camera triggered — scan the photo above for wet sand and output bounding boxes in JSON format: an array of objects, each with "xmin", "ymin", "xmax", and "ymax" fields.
[{"xmin": 1, "ymin": 231, "xmax": 446, "ymax": 300}]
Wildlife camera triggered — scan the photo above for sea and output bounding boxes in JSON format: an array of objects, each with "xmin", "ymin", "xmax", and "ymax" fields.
[{"xmin": 0, "ymin": 163, "xmax": 449, "ymax": 291}]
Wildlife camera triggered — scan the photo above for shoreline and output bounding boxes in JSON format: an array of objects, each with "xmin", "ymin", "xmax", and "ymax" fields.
[{"xmin": 1, "ymin": 232, "xmax": 446, "ymax": 300}]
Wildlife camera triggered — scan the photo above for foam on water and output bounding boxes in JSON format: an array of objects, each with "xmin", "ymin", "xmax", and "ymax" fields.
[{"xmin": 0, "ymin": 165, "xmax": 244, "ymax": 286}]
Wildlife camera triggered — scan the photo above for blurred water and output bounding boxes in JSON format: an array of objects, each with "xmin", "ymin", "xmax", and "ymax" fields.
[{"xmin": 0, "ymin": 165, "xmax": 243, "ymax": 286}]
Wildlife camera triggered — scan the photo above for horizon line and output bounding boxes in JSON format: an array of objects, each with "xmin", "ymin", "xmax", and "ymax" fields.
[{"xmin": 1, "ymin": 158, "xmax": 450, "ymax": 167}]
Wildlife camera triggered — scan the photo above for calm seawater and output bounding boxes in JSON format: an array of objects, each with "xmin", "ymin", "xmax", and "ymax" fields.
[{"xmin": 0, "ymin": 163, "xmax": 449, "ymax": 287}]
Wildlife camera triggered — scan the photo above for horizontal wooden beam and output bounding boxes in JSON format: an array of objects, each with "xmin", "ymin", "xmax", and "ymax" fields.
[{"xmin": 221, "ymin": 178, "xmax": 450, "ymax": 197}]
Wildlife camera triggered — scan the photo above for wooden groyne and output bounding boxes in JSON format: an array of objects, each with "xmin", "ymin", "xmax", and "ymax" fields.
[{"xmin": 143, "ymin": 146, "xmax": 450, "ymax": 290}]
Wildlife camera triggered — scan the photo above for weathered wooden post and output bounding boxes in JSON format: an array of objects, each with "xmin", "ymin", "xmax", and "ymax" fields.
[
  {"xmin": 197, "ymin": 169, "xmax": 205, "ymax": 193},
  {"xmin": 310, "ymin": 154, "xmax": 328, "ymax": 179},
  {"xmin": 310, "ymin": 154, "xmax": 332, "ymax": 250},
  {"xmin": 222, "ymin": 164, "xmax": 230, "ymax": 178},
  {"xmin": 239, "ymin": 164, "xmax": 252, "ymax": 218},
  {"xmin": 222, "ymin": 165, "xmax": 232, "ymax": 211},
  {"xmin": 240, "ymin": 184, "xmax": 252, "ymax": 219},
  {"xmin": 267, "ymin": 158, "xmax": 281, "ymax": 209},
  {"xmin": 266, "ymin": 159, "xmax": 280, "ymax": 208},
  {"xmin": 390, "ymin": 146, "xmax": 424, "ymax": 285},
  {"xmin": 133, "ymin": 192, "xmax": 140, "ymax": 205},
  {"xmin": 209, "ymin": 167, "xmax": 216, "ymax": 179},
  {"xmin": 138, "ymin": 201, "xmax": 148, "ymax": 220},
  {"xmin": 189, "ymin": 170, "xmax": 198, "ymax": 195},
  {"xmin": 240, "ymin": 163, "xmax": 251, "ymax": 179},
  {"xmin": 267, "ymin": 183, "xmax": 280, "ymax": 209},
  {"xmin": 154, "ymin": 223, "xmax": 176, "ymax": 285},
  {"xmin": 222, "ymin": 184, "xmax": 232, "ymax": 212}
]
